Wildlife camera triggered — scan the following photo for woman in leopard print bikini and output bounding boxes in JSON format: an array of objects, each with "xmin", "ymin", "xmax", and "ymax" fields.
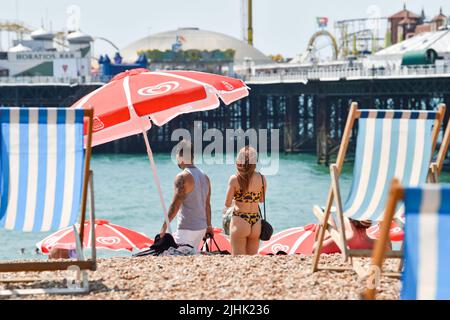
[{"xmin": 224, "ymin": 146, "xmax": 267, "ymax": 256}]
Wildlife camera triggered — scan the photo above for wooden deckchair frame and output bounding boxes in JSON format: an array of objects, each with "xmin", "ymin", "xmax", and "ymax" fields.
[
  {"xmin": 364, "ymin": 178, "xmax": 405, "ymax": 300},
  {"xmin": 435, "ymin": 115, "xmax": 450, "ymax": 179},
  {"xmin": 364, "ymin": 121, "xmax": 450, "ymax": 300},
  {"xmin": 0, "ymin": 108, "xmax": 96, "ymax": 296},
  {"xmin": 311, "ymin": 102, "xmax": 446, "ymax": 276}
]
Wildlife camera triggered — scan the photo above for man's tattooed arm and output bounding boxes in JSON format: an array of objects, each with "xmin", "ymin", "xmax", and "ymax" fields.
[
  {"xmin": 160, "ymin": 173, "xmax": 186, "ymax": 234},
  {"xmin": 168, "ymin": 174, "xmax": 186, "ymax": 218}
]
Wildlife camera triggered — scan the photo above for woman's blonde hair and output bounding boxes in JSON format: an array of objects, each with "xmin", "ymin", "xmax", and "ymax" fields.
[{"xmin": 236, "ymin": 146, "xmax": 258, "ymax": 193}]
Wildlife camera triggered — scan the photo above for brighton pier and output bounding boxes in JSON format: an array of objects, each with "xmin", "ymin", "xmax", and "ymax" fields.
[{"xmin": 1, "ymin": 65, "xmax": 449, "ymax": 165}]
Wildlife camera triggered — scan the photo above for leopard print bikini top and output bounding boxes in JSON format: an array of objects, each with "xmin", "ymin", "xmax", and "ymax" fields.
[{"xmin": 233, "ymin": 189, "xmax": 263, "ymax": 203}]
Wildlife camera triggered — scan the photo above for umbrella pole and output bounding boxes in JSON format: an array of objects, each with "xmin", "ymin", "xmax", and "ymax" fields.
[{"xmin": 141, "ymin": 128, "xmax": 172, "ymax": 234}]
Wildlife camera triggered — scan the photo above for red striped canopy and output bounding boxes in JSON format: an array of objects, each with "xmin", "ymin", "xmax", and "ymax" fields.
[
  {"xmin": 259, "ymin": 224, "xmax": 319, "ymax": 255},
  {"xmin": 71, "ymin": 69, "xmax": 249, "ymax": 146},
  {"xmin": 37, "ymin": 219, "xmax": 153, "ymax": 253},
  {"xmin": 367, "ymin": 220, "xmax": 404, "ymax": 242}
]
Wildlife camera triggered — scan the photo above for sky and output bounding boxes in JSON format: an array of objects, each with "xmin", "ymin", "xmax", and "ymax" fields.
[{"xmin": 1, "ymin": 0, "xmax": 449, "ymax": 59}]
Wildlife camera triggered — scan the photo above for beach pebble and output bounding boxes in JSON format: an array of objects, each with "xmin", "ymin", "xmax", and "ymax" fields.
[{"xmin": 0, "ymin": 255, "xmax": 400, "ymax": 300}]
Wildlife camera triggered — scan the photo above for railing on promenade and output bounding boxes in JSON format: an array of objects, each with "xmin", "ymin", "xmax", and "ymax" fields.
[
  {"xmin": 2, "ymin": 64, "xmax": 450, "ymax": 85},
  {"xmin": 246, "ymin": 64, "xmax": 450, "ymax": 83},
  {"xmin": 0, "ymin": 75, "xmax": 110, "ymax": 85}
]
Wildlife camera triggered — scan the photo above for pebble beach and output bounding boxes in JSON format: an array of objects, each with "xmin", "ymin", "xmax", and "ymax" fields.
[{"xmin": 0, "ymin": 254, "xmax": 400, "ymax": 300}]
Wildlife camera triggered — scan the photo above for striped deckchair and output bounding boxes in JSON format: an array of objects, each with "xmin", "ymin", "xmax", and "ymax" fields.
[
  {"xmin": 365, "ymin": 180, "xmax": 450, "ymax": 300},
  {"xmin": 312, "ymin": 102, "xmax": 446, "ymax": 275},
  {"xmin": 435, "ymin": 118, "xmax": 450, "ymax": 179},
  {"xmin": 0, "ymin": 107, "xmax": 96, "ymax": 296}
]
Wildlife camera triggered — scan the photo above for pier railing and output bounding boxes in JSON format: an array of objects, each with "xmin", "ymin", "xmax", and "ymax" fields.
[
  {"xmin": 2, "ymin": 64, "xmax": 450, "ymax": 85},
  {"xmin": 246, "ymin": 64, "xmax": 450, "ymax": 83},
  {"xmin": 0, "ymin": 75, "xmax": 107, "ymax": 85}
]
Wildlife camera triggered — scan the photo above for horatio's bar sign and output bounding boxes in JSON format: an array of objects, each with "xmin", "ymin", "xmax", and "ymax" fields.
[{"xmin": 14, "ymin": 52, "xmax": 79, "ymax": 60}]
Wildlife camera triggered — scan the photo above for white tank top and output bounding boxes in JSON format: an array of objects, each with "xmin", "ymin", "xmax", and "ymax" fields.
[{"xmin": 177, "ymin": 166, "xmax": 208, "ymax": 231}]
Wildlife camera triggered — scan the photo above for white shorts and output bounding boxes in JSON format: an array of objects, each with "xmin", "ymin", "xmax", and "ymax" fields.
[{"xmin": 174, "ymin": 228, "xmax": 207, "ymax": 254}]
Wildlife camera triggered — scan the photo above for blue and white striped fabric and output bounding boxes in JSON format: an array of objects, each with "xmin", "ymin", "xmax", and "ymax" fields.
[
  {"xmin": 343, "ymin": 110, "xmax": 438, "ymax": 221},
  {"xmin": 0, "ymin": 108, "xmax": 85, "ymax": 232},
  {"xmin": 402, "ymin": 185, "xmax": 450, "ymax": 300}
]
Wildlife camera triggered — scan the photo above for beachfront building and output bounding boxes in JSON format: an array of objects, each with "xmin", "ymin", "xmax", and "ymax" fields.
[
  {"xmin": 388, "ymin": 5, "xmax": 448, "ymax": 44},
  {"xmin": 364, "ymin": 28, "xmax": 450, "ymax": 70},
  {"xmin": 120, "ymin": 27, "xmax": 271, "ymax": 75},
  {"xmin": 0, "ymin": 28, "xmax": 93, "ymax": 81}
]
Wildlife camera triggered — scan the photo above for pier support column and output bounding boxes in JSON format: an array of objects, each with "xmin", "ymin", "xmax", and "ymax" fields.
[
  {"xmin": 361, "ymin": 96, "xmax": 373, "ymax": 109},
  {"xmin": 248, "ymin": 95, "xmax": 262, "ymax": 151},
  {"xmin": 249, "ymin": 95, "xmax": 261, "ymax": 129},
  {"xmin": 240, "ymin": 99, "xmax": 249, "ymax": 130},
  {"xmin": 315, "ymin": 95, "xmax": 329, "ymax": 165},
  {"xmin": 284, "ymin": 95, "xmax": 300, "ymax": 153}
]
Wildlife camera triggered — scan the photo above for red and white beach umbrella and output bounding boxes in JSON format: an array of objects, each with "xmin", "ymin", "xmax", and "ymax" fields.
[
  {"xmin": 199, "ymin": 227, "xmax": 231, "ymax": 253},
  {"xmin": 259, "ymin": 224, "xmax": 319, "ymax": 256},
  {"xmin": 71, "ymin": 69, "xmax": 249, "ymax": 145},
  {"xmin": 37, "ymin": 219, "xmax": 154, "ymax": 253},
  {"xmin": 366, "ymin": 221, "xmax": 404, "ymax": 242},
  {"xmin": 71, "ymin": 69, "xmax": 249, "ymax": 233}
]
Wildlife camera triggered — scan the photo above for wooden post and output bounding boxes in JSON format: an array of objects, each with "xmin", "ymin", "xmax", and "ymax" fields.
[
  {"xmin": 335, "ymin": 102, "xmax": 359, "ymax": 173},
  {"xmin": 364, "ymin": 179, "xmax": 403, "ymax": 300},
  {"xmin": 79, "ymin": 108, "xmax": 94, "ymax": 246},
  {"xmin": 311, "ymin": 102, "xmax": 359, "ymax": 272},
  {"xmin": 88, "ymin": 171, "xmax": 97, "ymax": 264},
  {"xmin": 435, "ymin": 104, "xmax": 449, "ymax": 174}
]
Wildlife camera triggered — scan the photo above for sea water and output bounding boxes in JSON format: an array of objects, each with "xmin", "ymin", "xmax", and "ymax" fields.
[{"xmin": 1, "ymin": 153, "xmax": 449, "ymax": 260}]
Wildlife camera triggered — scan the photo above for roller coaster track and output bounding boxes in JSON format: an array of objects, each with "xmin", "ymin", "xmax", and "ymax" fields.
[
  {"xmin": 0, "ymin": 21, "xmax": 31, "ymax": 33},
  {"xmin": 1, "ymin": 21, "xmax": 119, "ymax": 53}
]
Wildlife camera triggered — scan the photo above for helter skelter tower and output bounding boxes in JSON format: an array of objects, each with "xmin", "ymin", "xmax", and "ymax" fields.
[{"xmin": 241, "ymin": 0, "xmax": 253, "ymax": 46}]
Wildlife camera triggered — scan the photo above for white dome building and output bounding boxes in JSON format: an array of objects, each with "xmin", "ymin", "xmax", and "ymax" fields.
[
  {"xmin": 121, "ymin": 27, "xmax": 270, "ymax": 66},
  {"xmin": 8, "ymin": 43, "xmax": 32, "ymax": 53},
  {"xmin": 67, "ymin": 31, "xmax": 94, "ymax": 44},
  {"xmin": 30, "ymin": 28, "xmax": 54, "ymax": 41}
]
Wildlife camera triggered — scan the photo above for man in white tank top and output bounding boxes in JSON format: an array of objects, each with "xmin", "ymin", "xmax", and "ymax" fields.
[{"xmin": 159, "ymin": 140, "xmax": 213, "ymax": 253}]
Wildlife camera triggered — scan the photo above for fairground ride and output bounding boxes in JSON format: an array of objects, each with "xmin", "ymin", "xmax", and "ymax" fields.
[
  {"xmin": 0, "ymin": 20, "xmax": 67, "ymax": 50},
  {"xmin": 301, "ymin": 16, "xmax": 388, "ymax": 63},
  {"xmin": 306, "ymin": 29, "xmax": 339, "ymax": 63},
  {"xmin": 334, "ymin": 17, "xmax": 388, "ymax": 58},
  {"xmin": 0, "ymin": 21, "xmax": 31, "ymax": 49}
]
